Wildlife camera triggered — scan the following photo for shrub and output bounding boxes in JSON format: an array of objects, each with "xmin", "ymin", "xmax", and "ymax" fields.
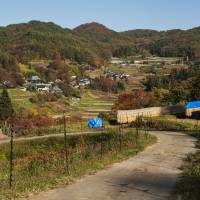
[
  {"xmin": 59, "ymin": 83, "xmax": 80, "ymax": 98},
  {"xmin": 29, "ymin": 93, "xmax": 60, "ymax": 104},
  {"xmin": 115, "ymin": 89, "xmax": 155, "ymax": 110}
]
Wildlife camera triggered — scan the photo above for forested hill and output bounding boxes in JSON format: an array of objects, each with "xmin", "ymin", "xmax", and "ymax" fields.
[
  {"xmin": 0, "ymin": 21, "xmax": 101, "ymax": 65},
  {"xmin": 74, "ymin": 22, "xmax": 133, "ymax": 59},
  {"xmin": 121, "ymin": 27, "xmax": 200, "ymax": 58},
  {"xmin": 0, "ymin": 20, "xmax": 200, "ymax": 68}
]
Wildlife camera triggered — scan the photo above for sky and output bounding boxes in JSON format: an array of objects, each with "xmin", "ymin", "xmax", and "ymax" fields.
[{"xmin": 0, "ymin": 0, "xmax": 200, "ymax": 31}]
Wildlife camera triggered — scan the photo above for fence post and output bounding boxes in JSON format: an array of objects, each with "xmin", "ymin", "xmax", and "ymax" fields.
[
  {"xmin": 9, "ymin": 121, "xmax": 14, "ymax": 191},
  {"xmin": 63, "ymin": 113, "xmax": 69, "ymax": 174},
  {"xmin": 119, "ymin": 124, "xmax": 122, "ymax": 151},
  {"xmin": 136, "ymin": 127, "xmax": 139, "ymax": 146},
  {"xmin": 80, "ymin": 117, "xmax": 83, "ymax": 134},
  {"xmin": 144, "ymin": 114, "xmax": 148, "ymax": 140},
  {"xmin": 100, "ymin": 127, "xmax": 103, "ymax": 159}
]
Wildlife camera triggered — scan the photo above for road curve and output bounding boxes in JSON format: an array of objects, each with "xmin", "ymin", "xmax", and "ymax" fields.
[{"xmin": 23, "ymin": 131, "xmax": 197, "ymax": 200}]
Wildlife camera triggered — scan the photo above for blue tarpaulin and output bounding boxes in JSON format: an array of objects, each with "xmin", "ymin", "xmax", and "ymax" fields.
[
  {"xmin": 88, "ymin": 117, "xmax": 103, "ymax": 129},
  {"xmin": 186, "ymin": 101, "xmax": 200, "ymax": 109}
]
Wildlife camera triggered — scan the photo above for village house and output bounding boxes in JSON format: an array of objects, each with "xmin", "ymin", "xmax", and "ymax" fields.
[
  {"xmin": 28, "ymin": 75, "xmax": 41, "ymax": 83},
  {"xmin": 77, "ymin": 78, "xmax": 91, "ymax": 87},
  {"xmin": 51, "ymin": 86, "xmax": 63, "ymax": 94},
  {"xmin": 24, "ymin": 75, "xmax": 62, "ymax": 93},
  {"xmin": 106, "ymin": 70, "xmax": 129, "ymax": 81},
  {"xmin": 36, "ymin": 83, "xmax": 52, "ymax": 92}
]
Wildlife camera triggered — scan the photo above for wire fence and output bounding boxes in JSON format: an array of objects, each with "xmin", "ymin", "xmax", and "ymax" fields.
[
  {"xmin": 0, "ymin": 117, "xmax": 152, "ymax": 200},
  {"xmin": 5, "ymin": 116, "xmax": 99, "ymax": 138}
]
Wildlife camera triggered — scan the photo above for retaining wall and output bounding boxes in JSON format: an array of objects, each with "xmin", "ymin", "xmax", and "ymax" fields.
[{"xmin": 117, "ymin": 105, "xmax": 185, "ymax": 124}]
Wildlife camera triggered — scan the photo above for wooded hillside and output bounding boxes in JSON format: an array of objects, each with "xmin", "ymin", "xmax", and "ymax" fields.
[{"xmin": 0, "ymin": 20, "xmax": 200, "ymax": 73}]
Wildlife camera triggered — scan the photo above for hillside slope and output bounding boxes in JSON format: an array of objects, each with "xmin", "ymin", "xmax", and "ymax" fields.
[{"xmin": 0, "ymin": 21, "xmax": 200, "ymax": 71}]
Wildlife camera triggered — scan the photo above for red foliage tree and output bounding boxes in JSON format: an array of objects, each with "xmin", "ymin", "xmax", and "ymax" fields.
[
  {"xmin": 100, "ymin": 77, "xmax": 117, "ymax": 92},
  {"xmin": 60, "ymin": 74, "xmax": 71, "ymax": 84},
  {"xmin": 115, "ymin": 89, "xmax": 155, "ymax": 110},
  {"xmin": 49, "ymin": 53, "xmax": 66, "ymax": 70}
]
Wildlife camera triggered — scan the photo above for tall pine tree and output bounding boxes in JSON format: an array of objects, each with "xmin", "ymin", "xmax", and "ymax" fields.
[{"xmin": 0, "ymin": 88, "xmax": 14, "ymax": 120}]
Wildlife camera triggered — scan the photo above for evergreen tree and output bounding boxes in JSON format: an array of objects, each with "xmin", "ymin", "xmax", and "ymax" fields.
[{"xmin": 0, "ymin": 88, "xmax": 14, "ymax": 120}]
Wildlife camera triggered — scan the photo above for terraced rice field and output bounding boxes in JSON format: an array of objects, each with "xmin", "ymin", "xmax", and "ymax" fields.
[
  {"xmin": 68, "ymin": 90, "xmax": 116, "ymax": 118},
  {"xmin": 5, "ymin": 88, "xmax": 116, "ymax": 119},
  {"xmin": 8, "ymin": 88, "xmax": 37, "ymax": 109}
]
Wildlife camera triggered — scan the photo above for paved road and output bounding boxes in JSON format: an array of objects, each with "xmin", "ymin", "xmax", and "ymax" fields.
[
  {"xmin": 23, "ymin": 131, "xmax": 197, "ymax": 200},
  {"xmin": 0, "ymin": 131, "xmax": 102, "ymax": 145}
]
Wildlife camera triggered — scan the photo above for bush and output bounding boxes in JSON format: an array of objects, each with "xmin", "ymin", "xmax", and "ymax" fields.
[
  {"xmin": 29, "ymin": 93, "xmax": 60, "ymax": 104},
  {"xmin": 58, "ymin": 83, "xmax": 80, "ymax": 98},
  {"xmin": 115, "ymin": 89, "xmax": 155, "ymax": 110},
  {"xmin": 90, "ymin": 77, "xmax": 124, "ymax": 93},
  {"xmin": 131, "ymin": 116, "xmax": 188, "ymax": 132},
  {"xmin": 98, "ymin": 111, "xmax": 117, "ymax": 125}
]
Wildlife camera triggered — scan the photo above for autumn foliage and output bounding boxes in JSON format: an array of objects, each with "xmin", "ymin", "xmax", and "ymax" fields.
[
  {"xmin": 115, "ymin": 89, "xmax": 155, "ymax": 110},
  {"xmin": 100, "ymin": 77, "xmax": 117, "ymax": 92}
]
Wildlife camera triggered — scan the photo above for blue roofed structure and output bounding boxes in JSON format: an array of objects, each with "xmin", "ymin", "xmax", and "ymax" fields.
[
  {"xmin": 185, "ymin": 101, "xmax": 200, "ymax": 117},
  {"xmin": 186, "ymin": 101, "xmax": 200, "ymax": 109}
]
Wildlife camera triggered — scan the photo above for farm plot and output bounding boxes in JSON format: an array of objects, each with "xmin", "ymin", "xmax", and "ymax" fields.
[
  {"xmin": 68, "ymin": 90, "xmax": 116, "ymax": 119},
  {"xmin": 8, "ymin": 89, "xmax": 36, "ymax": 109}
]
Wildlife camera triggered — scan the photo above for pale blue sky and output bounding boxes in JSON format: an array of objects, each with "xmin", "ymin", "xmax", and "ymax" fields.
[{"xmin": 0, "ymin": 0, "xmax": 199, "ymax": 31}]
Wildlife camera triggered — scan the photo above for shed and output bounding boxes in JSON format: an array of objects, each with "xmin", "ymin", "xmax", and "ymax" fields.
[
  {"xmin": 186, "ymin": 101, "xmax": 200, "ymax": 117},
  {"xmin": 186, "ymin": 101, "xmax": 200, "ymax": 109}
]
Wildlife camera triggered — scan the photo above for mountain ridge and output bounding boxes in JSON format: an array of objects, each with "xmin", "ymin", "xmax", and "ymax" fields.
[{"xmin": 0, "ymin": 20, "xmax": 200, "ymax": 67}]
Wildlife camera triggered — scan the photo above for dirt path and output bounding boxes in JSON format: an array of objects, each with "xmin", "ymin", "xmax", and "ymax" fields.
[
  {"xmin": 23, "ymin": 131, "xmax": 197, "ymax": 200},
  {"xmin": 0, "ymin": 131, "xmax": 102, "ymax": 145}
]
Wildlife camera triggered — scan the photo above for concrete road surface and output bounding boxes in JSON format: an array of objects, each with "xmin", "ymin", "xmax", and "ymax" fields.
[{"xmin": 24, "ymin": 131, "xmax": 197, "ymax": 200}]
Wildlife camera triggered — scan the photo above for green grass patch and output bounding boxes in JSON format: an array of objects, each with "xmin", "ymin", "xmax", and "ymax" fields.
[
  {"xmin": 173, "ymin": 148, "xmax": 200, "ymax": 200},
  {"xmin": 19, "ymin": 64, "xmax": 37, "ymax": 74},
  {"xmin": 7, "ymin": 88, "xmax": 36, "ymax": 110}
]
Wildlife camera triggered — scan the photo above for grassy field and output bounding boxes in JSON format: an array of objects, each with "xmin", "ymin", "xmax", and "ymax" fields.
[
  {"xmin": 7, "ymin": 88, "xmax": 37, "ymax": 110},
  {"xmin": 173, "ymin": 136, "xmax": 200, "ymax": 200},
  {"xmin": 68, "ymin": 89, "xmax": 116, "ymax": 118},
  {"xmin": 2, "ymin": 88, "xmax": 115, "ymax": 119},
  {"xmin": 0, "ymin": 129, "xmax": 156, "ymax": 199},
  {"xmin": 147, "ymin": 115, "xmax": 200, "ymax": 132},
  {"xmin": 19, "ymin": 64, "xmax": 37, "ymax": 75}
]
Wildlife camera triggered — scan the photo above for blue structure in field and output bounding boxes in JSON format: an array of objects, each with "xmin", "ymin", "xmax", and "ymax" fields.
[
  {"xmin": 88, "ymin": 117, "xmax": 103, "ymax": 129},
  {"xmin": 185, "ymin": 101, "xmax": 200, "ymax": 117},
  {"xmin": 186, "ymin": 101, "xmax": 200, "ymax": 109}
]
